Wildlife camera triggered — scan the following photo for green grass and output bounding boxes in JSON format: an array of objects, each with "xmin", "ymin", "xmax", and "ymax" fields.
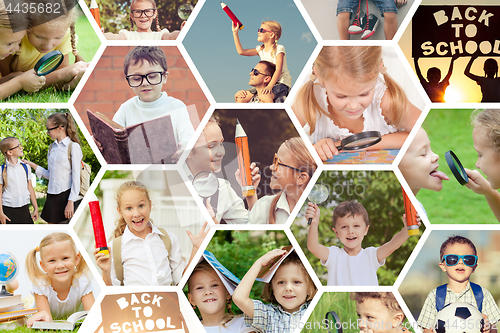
[
  {"xmin": 302, "ymin": 293, "xmax": 358, "ymax": 333},
  {"xmin": 2, "ymin": 14, "xmax": 101, "ymax": 103},
  {"xmin": 419, "ymin": 109, "xmax": 498, "ymax": 223},
  {"xmin": 0, "ymin": 322, "xmax": 81, "ymax": 333}
]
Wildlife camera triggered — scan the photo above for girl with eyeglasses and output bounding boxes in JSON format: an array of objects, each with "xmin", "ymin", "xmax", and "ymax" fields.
[
  {"xmin": 22, "ymin": 112, "xmax": 83, "ymax": 224},
  {"xmin": 232, "ymin": 20, "xmax": 291, "ymax": 100},
  {"xmin": 248, "ymin": 137, "xmax": 317, "ymax": 224},
  {"xmin": 0, "ymin": 137, "xmax": 38, "ymax": 224},
  {"xmin": 103, "ymin": 0, "xmax": 181, "ymax": 40}
]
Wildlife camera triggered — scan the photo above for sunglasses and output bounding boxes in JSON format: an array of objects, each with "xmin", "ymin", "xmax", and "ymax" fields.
[
  {"xmin": 250, "ymin": 68, "xmax": 270, "ymax": 77},
  {"xmin": 8, "ymin": 144, "xmax": 21, "ymax": 151},
  {"xmin": 441, "ymin": 254, "xmax": 478, "ymax": 267},
  {"xmin": 272, "ymin": 154, "xmax": 302, "ymax": 172},
  {"xmin": 257, "ymin": 28, "xmax": 272, "ymax": 33},
  {"xmin": 126, "ymin": 71, "xmax": 165, "ymax": 87},
  {"xmin": 131, "ymin": 8, "xmax": 156, "ymax": 18}
]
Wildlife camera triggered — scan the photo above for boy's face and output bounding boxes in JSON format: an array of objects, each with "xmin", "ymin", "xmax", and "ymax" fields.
[
  {"xmin": 356, "ymin": 298, "xmax": 404, "ymax": 333},
  {"xmin": 332, "ymin": 214, "xmax": 369, "ymax": 253},
  {"xmin": 439, "ymin": 243, "xmax": 477, "ymax": 284},
  {"xmin": 126, "ymin": 60, "xmax": 166, "ymax": 103},
  {"xmin": 271, "ymin": 263, "xmax": 309, "ymax": 314},
  {"xmin": 399, "ymin": 128, "xmax": 448, "ymax": 195},
  {"xmin": 473, "ymin": 127, "xmax": 500, "ymax": 190}
]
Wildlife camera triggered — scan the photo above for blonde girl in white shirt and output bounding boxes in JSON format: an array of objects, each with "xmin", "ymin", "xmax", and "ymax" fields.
[
  {"xmin": 94, "ymin": 181, "xmax": 208, "ymax": 286},
  {"xmin": 22, "ymin": 112, "xmax": 82, "ymax": 224}
]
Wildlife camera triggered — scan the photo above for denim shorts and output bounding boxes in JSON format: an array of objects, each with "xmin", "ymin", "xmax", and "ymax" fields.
[{"xmin": 337, "ymin": 0, "xmax": 398, "ymax": 17}]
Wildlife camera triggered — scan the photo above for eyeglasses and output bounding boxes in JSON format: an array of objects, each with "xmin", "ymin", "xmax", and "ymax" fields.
[
  {"xmin": 8, "ymin": 144, "xmax": 21, "ymax": 151},
  {"xmin": 257, "ymin": 28, "xmax": 272, "ymax": 33},
  {"xmin": 46, "ymin": 125, "xmax": 61, "ymax": 133},
  {"xmin": 131, "ymin": 9, "xmax": 156, "ymax": 18},
  {"xmin": 442, "ymin": 254, "xmax": 478, "ymax": 267},
  {"xmin": 126, "ymin": 71, "xmax": 165, "ymax": 87},
  {"xmin": 273, "ymin": 154, "xmax": 302, "ymax": 172},
  {"xmin": 250, "ymin": 68, "xmax": 270, "ymax": 77}
]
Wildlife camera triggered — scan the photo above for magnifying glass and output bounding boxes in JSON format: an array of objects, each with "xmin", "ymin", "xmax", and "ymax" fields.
[
  {"xmin": 34, "ymin": 50, "xmax": 64, "ymax": 76},
  {"xmin": 325, "ymin": 311, "xmax": 343, "ymax": 333},
  {"xmin": 336, "ymin": 131, "xmax": 382, "ymax": 152},
  {"xmin": 445, "ymin": 150, "xmax": 469, "ymax": 185},
  {"xmin": 178, "ymin": 2, "xmax": 193, "ymax": 19},
  {"xmin": 192, "ymin": 171, "xmax": 219, "ymax": 198},
  {"xmin": 307, "ymin": 183, "xmax": 329, "ymax": 225}
]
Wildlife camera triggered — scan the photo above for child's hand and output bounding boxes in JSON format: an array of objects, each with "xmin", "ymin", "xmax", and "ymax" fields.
[
  {"xmin": 235, "ymin": 162, "xmax": 260, "ymax": 189},
  {"xmin": 394, "ymin": 0, "xmax": 406, "ymax": 8},
  {"xmin": 482, "ymin": 314, "xmax": 491, "ymax": 333},
  {"xmin": 186, "ymin": 221, "xmax": 209, "ymax": 249},
  {"xmin": 32, "ymin": 208, "xmax": 39, "ymax": 222},
  {"xmin": 232, "ymin": 22, "xmax": 240, "ymax": 34},
  {"xmin": 0, "ymin": 212, "xmax": 11, "ymax": 224},
  {"xmin": 305, "ymin": 202, "xmax": 320, "ymax": 225},
  {"xmin": 93, "ymin": 137, "xmax": 103, "ymax": 152},
  {"xmin": 171, "ymin": 143, "xmax": 183, "ymax": 163},
  {"xmin": 314, "ymin": 138, "xmax": 339, "ymax": 161},
  {"xmin": 402, "ymin": 212, "xmax": 422, "ymax": 228},
  {"xmin": 257, "ymin": 89, "xmax": 274, "ymax": 103},
  {"xmin": 59, "ymin": 62, "xmax": 88, "ymax": 91},
  {"xmin": 234, "ymin": 90, "xmax": 252, "ymax": 103},
  {"xmin": 64, "ymin": 201, "xmax": 74, "ymax": 219},
  {"xmin": 180, "ymin": 21, "xmax": 187, "ymax": 30},
  {"xmin": 21, "ymin": 159, "xmax": 36, "ymax": 169},
  {"xmin": 19, "ymin": 70, "xmax": 46, "ymax": 93},
  {"xmin": 465, "ymin": 168, "xmax": 494, "ymax": 195},
  {"xmin": 257, "ymin": 248, "xmax": 287, "ymax": 267},
  {"xmin": 94, "ymin": 247, "xmax": 111, "ymax": 272},
  {"xmin": 27, "ymin": 310, "xmax": 52, "ymax": 328}
]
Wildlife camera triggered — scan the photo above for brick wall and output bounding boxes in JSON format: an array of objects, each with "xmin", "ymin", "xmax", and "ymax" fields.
[{"xmin": 74, "ymin": 46, "xmax": 210, "ymax": 134}]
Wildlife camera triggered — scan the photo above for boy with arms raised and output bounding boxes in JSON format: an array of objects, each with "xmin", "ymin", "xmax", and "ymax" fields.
[
  {"xmin": 417, "ymin": 235, "xmax": 500, "ymax": 333},
  {"xmin": 306, "ymin": 200, "xmax": 416, "ymax": 286}
]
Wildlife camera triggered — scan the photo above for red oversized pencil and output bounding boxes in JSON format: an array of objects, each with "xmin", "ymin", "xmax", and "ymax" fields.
[
  {"xmin": 221, "ymin": 2, "xmax": 244, "ymax": 30},
  {"xmin": 235, "ymin": 119, "xmax": 254, "ymax": 197},
  {"xmin": 89, "ymin": 199, "xmax": 109, "ymax": 255},
  {"xmin": 90, "ymin": 0, "xmax": 101, "ymax": 28},
  {"xmin": 402, "ymin": 187, "xmax": 419, "ymax": 236}
]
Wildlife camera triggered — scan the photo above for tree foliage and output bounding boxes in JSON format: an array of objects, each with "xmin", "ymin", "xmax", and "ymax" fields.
[
  {"xmin": 86, "ymin": 0, "xmax": 198, "ymax": 33},
  {"xmin": 0, "ymin": 109, "xmax": 100, "ymax": 184},
  {"xmin": 291, "ymin": 171, "xmax": 425, "ymax": 286}
]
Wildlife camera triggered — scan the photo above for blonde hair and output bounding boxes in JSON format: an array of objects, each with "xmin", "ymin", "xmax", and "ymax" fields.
[
  {"xmin": 129, "ymin": 0, "xmax": 160, "ymax": 32},
  {"xmin": 269, "ymin": 137, "xmax": 317, "ymax": 224},
  {"xmin": 47, "ymin": 112, "xmax": 80, "ymax": 144},
  {"xmin": 350, "ymin": 292, "xmax": 405, "ymax": 320},
  {"xmin": 113, "ymin": 181, "xmax": 152, "ymax": 238},
  {"xmin": 0, "ymin": 137, "xmax": 20, "ymax": 191},
  {"xmin": 293, "ymin": 46, "xmax": 409, "ymax": 134},
  {"xmin": 28, "ymin": 7, "xmax": 82, "ymax": 61},
  {"xmin": 258, "ymin": 21, "xmax": 282, "ymax": 59},
  {"xmin": 187, "ymin": 261, "xmax": 237, "ymax": 328},
  {"xmin": 261, "ymin": 251, "xmax": 316, "ymax": 306},
  {"xmin": 471, "ymin": 109, "xmax": 500, "ymax": 151},
  {"xmin": 25, "ymin": 232, "xmax": 88, "ymax": 287},
  {"xmin": 0, "ymin": 0, "xmax": 28, "ymax": 31}
]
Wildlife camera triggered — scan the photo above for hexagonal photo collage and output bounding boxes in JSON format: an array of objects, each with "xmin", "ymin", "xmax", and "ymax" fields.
[{"xmin": 0, "ymin": 0, "xmax": 499, "ymax": 332}]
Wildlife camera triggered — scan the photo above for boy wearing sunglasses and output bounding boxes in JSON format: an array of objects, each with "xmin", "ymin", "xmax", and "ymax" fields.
[
  {"xmin": 417, "ymin": 235, "xmax": 500, "ymax": 333},
  {"xmin": 111, "ymin": 46, "xmax": 194, "ymax": 163}
]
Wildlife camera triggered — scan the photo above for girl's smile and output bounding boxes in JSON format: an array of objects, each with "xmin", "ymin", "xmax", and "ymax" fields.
[
  {"xmin": 118, "ymin": 188, "xmax": 153, "ymax": 239},
  {"xmin": 0, "ymin": 28, "xmax": 25, "ymax": 60}
]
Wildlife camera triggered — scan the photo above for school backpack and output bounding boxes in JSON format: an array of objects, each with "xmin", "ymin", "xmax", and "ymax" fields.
[
  {"xmin": 48, "ymin": 142, "xmax": 91, "ymax": 197},
  {"xmin": 112, "ymin": 228, "xmax": 172, "ymax": 286},
  {"xmin": 1, "ymin": 163, "xmax": 29, "ymax": 192},
  {"xmin": 435, "ymin": 282, "xmax": 483, "ymax": 312}
]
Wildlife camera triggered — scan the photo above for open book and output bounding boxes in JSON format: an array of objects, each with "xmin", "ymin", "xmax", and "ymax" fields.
[
  {"xmin": 31, "ymin": 311, "xmax": 88, "ymax": 330},
  {"xmin": 87, "ymin": 110, "xmax": 177, "ymax": 164},
  {"xmin": 201, "ymin": 250, "xmax": 241, "ymax": 295},
  {"xmin": 256, "ymin": 245, "xmax": 294, "ymax": 283}
]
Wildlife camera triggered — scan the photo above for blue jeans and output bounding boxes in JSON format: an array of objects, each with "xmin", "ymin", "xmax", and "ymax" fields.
[{"xmin": 337, "ymin": 0, "xmax": 397, "ymax": 16}]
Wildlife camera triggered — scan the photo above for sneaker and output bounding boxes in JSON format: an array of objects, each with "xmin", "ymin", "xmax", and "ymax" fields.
[
  {"xmin": 348, "ymin": 10, "xmax": 366, "ymax": 34},
  {"xmin": 361, "ymin": 14, "xmax": 379, "ymax": 40}
]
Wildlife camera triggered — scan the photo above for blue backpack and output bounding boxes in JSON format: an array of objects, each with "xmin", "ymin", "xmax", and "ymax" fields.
[
  {"xmin": 1, "ymin": 163, "xmax": 29, "ymax": 192},
  {"xmin": 435, "ymin": 282, "xmax": 483, "ymax": 312}
]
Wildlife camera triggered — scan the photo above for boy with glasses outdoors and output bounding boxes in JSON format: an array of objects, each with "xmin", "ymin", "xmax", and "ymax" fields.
[
  {"xmin": 0, "ymin": 137, "xmax": 38, "ymax": 224},
  {"xmin": 417, "ymin": 235, "xmax": 500, "ymax": 333},
  {"xmin": 111, "ymin": 46, "xmax": 194, "ymax": 163}
]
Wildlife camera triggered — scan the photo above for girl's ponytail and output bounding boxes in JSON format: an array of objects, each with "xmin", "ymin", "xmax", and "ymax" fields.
[
  {"xmin": 64, "ymin": 112, "xmax": 80, "ymax": 144},
  {"xmin": 292, "ymin": 77, "xmax": 324, "ymax": 134},
  {"xmin": 70, "ymin": 22, "xmax": 84, "ymax": 62},
  {"xmin": 382, "ymin": 72, "xmax": 408, "ymax": 129},
  {"xmin": 25, "ymin": 246, "xmax": 46, "ymax": 286}
]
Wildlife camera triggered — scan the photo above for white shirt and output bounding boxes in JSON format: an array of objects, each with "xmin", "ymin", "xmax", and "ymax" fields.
[
  {"xmin": 118, "ymin": 29, "xmax": 170, "ymax": 40},
  {"xmin": 204, "ymin": 316, "xmax": 252, "ymax": 333},
  {"xmin": 35, "ymin": 137, "xmax": 82, "ymax": 202},
  {"xmin": 112, "ymin": 92, "xmax": 194, "ymax": 149},
  {"xmin": 322, "ymin": 246, "xmax": 385, "ymax": 286},
  {"xmin": 256, "ymin": 44, "xmax": 292, "ymax": 87},
  {"xmin": 0, "ymin": 159, "xmax": 33, "ymax": 207},
  {"xmin": 248, "ymin": 192, "xmax": 290, "ymax": 224},
  {"xmin": 110, "ymin": 223, "xmax": 186, "ymax": 286}
]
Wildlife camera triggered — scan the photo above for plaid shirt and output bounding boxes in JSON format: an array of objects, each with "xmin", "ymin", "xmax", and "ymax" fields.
[
  {"xmin": 418, "ymin": 282, "xmax": 500, "ymax": 329},
  {"xmin": 244, "ymin": 300, "xmax": 310, "ymax": 333}
]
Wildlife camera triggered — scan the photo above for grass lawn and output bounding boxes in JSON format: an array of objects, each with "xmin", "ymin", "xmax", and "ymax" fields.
[
  {"xmin": 2, "ymin": 13, "xmax": 101, "ymax": 103},
  {"xmin": 302, "ymin": 292, "xmax": 358, "ymax": 333},
  {"xmin": 418, "ymin": 109, "xmax": 498, "ymax": 224}
]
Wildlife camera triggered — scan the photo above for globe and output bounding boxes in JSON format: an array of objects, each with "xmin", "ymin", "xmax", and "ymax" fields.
[{"xmin": 0, "ymin": 252, "xmax": 18, "ymax": 286}]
